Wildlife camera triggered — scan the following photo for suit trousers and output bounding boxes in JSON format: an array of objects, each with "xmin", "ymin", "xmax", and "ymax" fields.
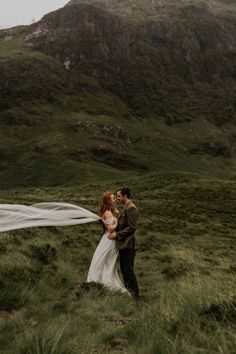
[{"xmin": 119, "ymin": 248, "xmax": 139, "ymax": 299}]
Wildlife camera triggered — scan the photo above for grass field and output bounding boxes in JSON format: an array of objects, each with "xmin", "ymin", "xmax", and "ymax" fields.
[{"xmin": 0, "ymin": 172, "xmax": 235, "ymax": 353}]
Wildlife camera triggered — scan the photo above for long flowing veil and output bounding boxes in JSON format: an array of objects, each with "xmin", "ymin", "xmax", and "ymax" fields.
[{"xmin": 0, "ymin": 202, "xmax": 101, "ymax": 233}]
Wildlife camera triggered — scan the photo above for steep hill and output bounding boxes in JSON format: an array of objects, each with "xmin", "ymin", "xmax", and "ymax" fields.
[{"xmin": 0, "ymin": 0, "xmax": 236, "ymax": 188}]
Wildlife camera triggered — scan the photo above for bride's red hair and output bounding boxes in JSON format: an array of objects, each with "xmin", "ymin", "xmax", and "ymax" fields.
[{"xmin": 99, "ymin": 191, "xmax": 116, "ymax": 218}]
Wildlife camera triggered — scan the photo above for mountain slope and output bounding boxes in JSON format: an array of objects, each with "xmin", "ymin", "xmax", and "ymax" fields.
[{"xmin": 0, "ymin": 0, "xmax": 236, "ymax": 188}]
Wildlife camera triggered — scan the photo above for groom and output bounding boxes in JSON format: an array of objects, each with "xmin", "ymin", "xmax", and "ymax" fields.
[{"xmin": 108, "ymin": 187, "xmax": 139, "ymax": 300}]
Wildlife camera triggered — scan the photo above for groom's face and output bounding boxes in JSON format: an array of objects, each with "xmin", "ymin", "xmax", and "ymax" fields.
[{"xmin": 117, "ymin": 191, "xmax": 126, "ymax": 205}]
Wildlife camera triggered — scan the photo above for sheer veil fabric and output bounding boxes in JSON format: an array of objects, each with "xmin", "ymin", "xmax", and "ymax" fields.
[{"xmin": 0, "ymin": 202, "xmax": 101, "ymax": 233}]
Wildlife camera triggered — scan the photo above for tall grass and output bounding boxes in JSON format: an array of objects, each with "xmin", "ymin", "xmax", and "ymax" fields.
[
  {"xmin": 126, "ymin": 272, "xmax": 236, "ymax": 354},
  {"xmin": 0, "ymin": 173, "xmax": 235, "ymax": 353}
]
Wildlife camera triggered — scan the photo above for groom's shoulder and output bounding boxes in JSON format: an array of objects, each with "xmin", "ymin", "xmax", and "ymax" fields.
[{"xmin": 127, "ymin": 200, "xmax": 137, "ymax": 210}]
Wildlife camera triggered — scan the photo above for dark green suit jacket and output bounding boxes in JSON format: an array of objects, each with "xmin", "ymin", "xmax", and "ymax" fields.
[{"xmin": 116, "ymin": 200, "xmax": 138, "ymax": 250}]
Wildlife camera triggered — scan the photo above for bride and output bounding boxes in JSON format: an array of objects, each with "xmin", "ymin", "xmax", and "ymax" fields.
[{"xmin": 87, "ymin": 191, "xmax": 128, "ymax": 294}]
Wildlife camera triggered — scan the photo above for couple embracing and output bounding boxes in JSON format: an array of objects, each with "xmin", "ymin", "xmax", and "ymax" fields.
[{"xmin": 87, "ymin": 187, "xmax": 139, "ymax": 300}]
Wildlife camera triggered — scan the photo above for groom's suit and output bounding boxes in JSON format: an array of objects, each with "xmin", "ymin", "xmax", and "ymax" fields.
[
  {"xmin": 116, "ymin": 201, "xmax": 138, "ymax": 249},
  {"xmin": 116, "ymin": 200, "xmax": 139, "ymax": 299}
]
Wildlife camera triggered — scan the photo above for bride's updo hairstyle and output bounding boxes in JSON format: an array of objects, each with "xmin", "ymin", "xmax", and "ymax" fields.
[{"xmin": 99, "ymin": 191, "xmax": 116, "ymax": 218}]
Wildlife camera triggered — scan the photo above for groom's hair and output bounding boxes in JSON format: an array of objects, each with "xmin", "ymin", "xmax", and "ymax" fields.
[{"xmin": 117, "ymin": 187, "xmax": 131, "ymax": 198}]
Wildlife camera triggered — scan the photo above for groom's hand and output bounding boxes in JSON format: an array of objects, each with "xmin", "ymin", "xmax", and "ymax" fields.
[{"xmin": 108, "ymin": 232, "xmax": 117, "ymax": 240}]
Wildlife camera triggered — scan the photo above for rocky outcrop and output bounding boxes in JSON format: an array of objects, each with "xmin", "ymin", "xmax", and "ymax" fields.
[{"xmin": 73, "ymin": 121, "xmax": 134, "ymax": 143}]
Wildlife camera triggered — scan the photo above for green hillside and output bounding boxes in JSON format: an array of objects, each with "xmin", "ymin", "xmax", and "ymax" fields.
[{"xmin": 0, "ymin": 0, "xmax": 236, "ymax": 188}]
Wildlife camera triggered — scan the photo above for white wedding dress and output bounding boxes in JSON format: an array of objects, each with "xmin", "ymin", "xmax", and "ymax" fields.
[{"xmin": 87, "ymin": 214, "xmax": 128, "ymax": 294}]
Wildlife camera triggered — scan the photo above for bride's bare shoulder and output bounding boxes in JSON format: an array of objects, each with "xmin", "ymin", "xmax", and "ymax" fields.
[{"xmin": 102, "ymin": 210, "xmax": 113, "ymax": 219}]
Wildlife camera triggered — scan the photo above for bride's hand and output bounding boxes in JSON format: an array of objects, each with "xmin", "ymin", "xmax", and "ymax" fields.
[{"xmin": 108, "ymin": 232, "xmax": 117, "ymax": 240}]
